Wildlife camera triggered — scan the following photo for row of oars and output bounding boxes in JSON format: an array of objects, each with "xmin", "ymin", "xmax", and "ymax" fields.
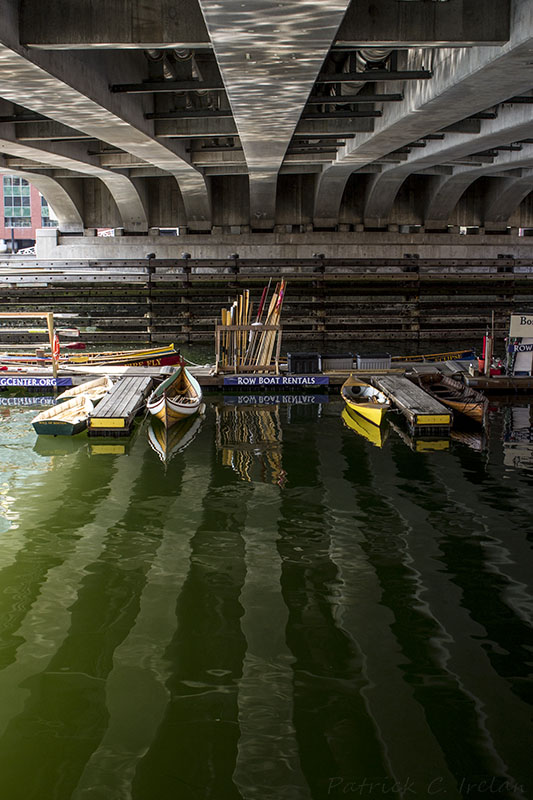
[{"xmin": 219, "ymin": 280, "xmax": 286, "ymax": 369}]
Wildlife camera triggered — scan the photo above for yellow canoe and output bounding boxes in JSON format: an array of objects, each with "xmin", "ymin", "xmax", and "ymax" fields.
[{"xmin": 341, "ymin": 374, "xmax": 391, "ymax": 426}]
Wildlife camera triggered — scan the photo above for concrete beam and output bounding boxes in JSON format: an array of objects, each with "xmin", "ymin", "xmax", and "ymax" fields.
[
  {"xmin": 1, "ymin": 1, "xmax": 211, "ymax": 227},
  {"xmin": 362, "ymin": 98, "xmax": 533, "ymax": 224},
  {"xmin": 197, "ymin": 0, "xmax": 351, "ymax": 227},
  {"xmin": 314, "ymin": 0, "xmax": 533, "ymax": 226},
  {"xmin": 20, "ymin": 0, "xmax": 210, "ymax": 49},
  {"xmin": 0, "ymin": 126, "xmax": 149, "ymax": 231},
  {"xmin": 15, "ymin": 120, "xmax": 95, "ymax": 142},
  {"xmin": 336, "ymin": 0, "xmax": 510, "ymax": 47}
]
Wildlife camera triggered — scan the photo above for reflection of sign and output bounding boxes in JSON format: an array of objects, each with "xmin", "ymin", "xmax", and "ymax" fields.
[
  {"xmin": 224, "ymin": 394, "xmax": 329, "ymax": 405},
  {"xmin": 0, "ymin": 396, "xmax": 55, "ymax": 406},
  {"xmin": 509, "ymin": 314, "xmax": 533, "ymax": 336},
  {"xmin": 223, "ymin": 375, "xmax": 329, "ymax": 387},
  {"xmin": 509, "ymin": 343, "xmax": 533, "ymax": 353}
]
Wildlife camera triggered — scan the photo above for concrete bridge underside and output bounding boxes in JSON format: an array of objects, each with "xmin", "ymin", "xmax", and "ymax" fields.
[{"xmin": 4, "ymin": 0, "xmax": 533, "ymax": 245}]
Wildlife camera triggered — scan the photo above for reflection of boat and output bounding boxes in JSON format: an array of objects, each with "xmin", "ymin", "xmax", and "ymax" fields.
[
  {"xmin": 341, "ymin": 374, "xmax": 391, "ymax": 425},
  {"xmin": 31, "ymin": 395, "xmax": 94, "ymax": 436},
  {"xmin": 450, "ymin": 429, "xmax": 486, "ymax": 452},
  {"xmin": 148, "ymin": 405, "xmax": 206, "ymax": 462},
  {"xmin": 33, "ymin": 434, "xmax": 88, "ymax": 456},
  {"xmin": 410, "ymin": 371, "xmax": 487, "ymax": 425},
  {"xmin": 146, "ymin": 363, "xmax": 203, "ymax": 428},
  {"xmin": 342, "ymin": 406, "xmax": 388, "ymax": 448},
  {"xmin": 57, "ymin": 375, "xmax": 113, "ymax": 403}
]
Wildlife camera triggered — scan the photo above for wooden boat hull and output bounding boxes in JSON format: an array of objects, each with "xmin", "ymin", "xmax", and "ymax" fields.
[
  {"xmin": 32, "ymin": 395, "xmax": 94, "ymax": 436},
  {"xmin": 1, "ymin": 345, "xmax": 180, "ymax": 368},
  {"xmin": 412, "ymin": 373, "xmax": 488, "ymax": 425},
  {"xmin": 341, "ymin": 376, "xmax": 391, "ymax": 426},
  {"xmin": 146, "ymin": 365, "xmax": 203, "ymax": 428},
  {"xmin": 57, "ymin": 375, "xmax": 113, "ymax": 403},
  {"xmin": 392, "ymin": 349, "xmax": 476, "ymax": 363}
]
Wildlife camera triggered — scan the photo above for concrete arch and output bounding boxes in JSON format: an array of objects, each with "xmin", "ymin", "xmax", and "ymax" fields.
[
  {"xmin": 484, "ymin": 172, "xmax": 533, "ymax": 225},
  {"xmin": 363, "ymin": 168, "xmax": 410, "ymax": 227},
  {"xmin": 424, "ymin": 170, "xmax": 480, "ymax": 226},
  {"xmin": 98, "ymin": 173, "xmax": 148, "ymax": 232},
  {"xmin": 314, "ymin": 164, "xmax": 354, "ymax": 228},
  {"xmin": 2, "ymin": 168, "xmax": 83, "ymax": 232},
  {"xmin": 171, "ymin": 168, "xmax": 212, "ymax": 229}
]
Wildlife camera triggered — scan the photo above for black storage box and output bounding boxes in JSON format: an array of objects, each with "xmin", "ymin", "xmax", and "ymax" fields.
[
  {"xmin": 320, "ymin": 353, "xmax": 354, "ymax": 371},
  {"xmin": 287, "ymin": 352, "xmax": 321, "ymax": 374}
]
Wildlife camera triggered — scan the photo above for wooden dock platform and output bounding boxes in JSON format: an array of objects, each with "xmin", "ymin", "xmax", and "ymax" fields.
[
  {"xmin": 373, "ymin": 375, "xmax": 453, "ymax": 432},
  {"xmin": 88, "ymin": 376, "xmax": 153, "ymax": 437}
]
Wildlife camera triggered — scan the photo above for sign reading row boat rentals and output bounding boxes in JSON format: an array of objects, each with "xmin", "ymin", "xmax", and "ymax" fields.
[
  {"xmin": 509, "ymin": 314, "xmax": 533, "ymax": 337},
  {"xmin": 223, "ymin": 375, "xmax": 329, "ymax": 387}
]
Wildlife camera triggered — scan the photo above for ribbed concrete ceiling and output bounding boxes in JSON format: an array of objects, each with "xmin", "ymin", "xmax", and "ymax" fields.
[
  {"xmin": 4, "ymin": 0, "xmax": 533, "ymax": 232},
  {"xmin": 197, "ymin": 0, "xmax": 351, "ymax": 224}
]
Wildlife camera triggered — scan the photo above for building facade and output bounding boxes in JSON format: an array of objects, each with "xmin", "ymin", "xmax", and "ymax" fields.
[{"xmin": 0, "ymin": 175, "xmax": 57, "ymax": 252}]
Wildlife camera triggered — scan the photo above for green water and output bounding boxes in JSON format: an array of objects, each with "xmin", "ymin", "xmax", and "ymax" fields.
[{"xmin": 0, "ymin": 396, "xmax": 532, "ymax": 800}]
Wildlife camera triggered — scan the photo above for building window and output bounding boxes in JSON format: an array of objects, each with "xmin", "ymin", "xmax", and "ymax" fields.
[
  {"xmin": 41, "ymin": 194, "xmax": 58, "ymax": 227},
  {"xmin": 3, "ymin": 176, "xmax": 32, "ymax": 227},
  {"xmin": 4, "ymin": 217, "xmax": 31, "ymax": 228}
]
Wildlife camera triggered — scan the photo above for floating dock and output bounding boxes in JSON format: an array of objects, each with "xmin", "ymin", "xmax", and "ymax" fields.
[
  {"xmin": 373, "ymin": 375, "xmax": 453, "ymax": 432},
  {"xmin": 88, "ymin": 375, "xmax": 153, "ymax": 437}
]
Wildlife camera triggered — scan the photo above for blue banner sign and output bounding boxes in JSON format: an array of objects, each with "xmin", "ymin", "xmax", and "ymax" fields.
[
  {"xmin": 508, "ymin": 343, "xmax": 533, "ymax": 353},
  {"xmin": 224, "ymin": 394, "xmax": 329, "ymax": 405},
  {"xmin": 0, "ymin": 376, "xmax": 73, "ymax": 388},
  {"xmin": 223, "ymin": 375, "xmax": 329, "ymax": 387}
]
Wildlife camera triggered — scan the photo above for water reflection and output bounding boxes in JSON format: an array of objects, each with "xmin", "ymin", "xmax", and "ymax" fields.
[
  {"xmin": 148, "ymin": 405, "xmax": 206, "ymax": 464},
  {"xmin": 341, "ymin": 406, "xmax": 389, "ymax": 448},
  {"xmin": 215, "ymin": 399, "xmax": 286, "ymax": 485},
  {"xmin": 503, "ymin": 404, "xmax": 533, "ymax": 472},
  {"xmin": 0, "ymin": 398, "xmax": 531, "ymax": 799}
]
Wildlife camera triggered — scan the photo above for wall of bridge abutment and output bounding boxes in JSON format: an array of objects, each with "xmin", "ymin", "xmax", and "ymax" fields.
[
  {"xmin": 1, "ymin": 228, "xmax": 531, "ymax": 353},
  {"xmin": 35, "ymin": 227, "xmax": 533, "ymax": 262}
]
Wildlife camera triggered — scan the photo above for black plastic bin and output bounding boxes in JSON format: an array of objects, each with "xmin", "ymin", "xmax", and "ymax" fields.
[
  {"xmin": 320, "ymin": 353, "xmax": 353, "ymax": 371},
  {"xmin": 287, "ymin": 352, "xmax": 321, "ymax": 374}
]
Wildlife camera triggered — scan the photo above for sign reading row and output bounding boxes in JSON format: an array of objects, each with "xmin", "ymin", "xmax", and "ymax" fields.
[
  {"xmin": 223, "ymin": 375, "xmax": 330, "ymax": 387},
  {"xmin": 508, "ymin": 343, "xmax": 533, "ymax": 353}
]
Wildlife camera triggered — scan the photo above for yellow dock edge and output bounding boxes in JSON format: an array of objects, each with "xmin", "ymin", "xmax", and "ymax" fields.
[
  {"xmin": 89, "ymin": 418, "xmax": 126, "ymax": 429},
  {"xmin": 414, "ymin": 414, "xmax": 452, "ymax": 426}
]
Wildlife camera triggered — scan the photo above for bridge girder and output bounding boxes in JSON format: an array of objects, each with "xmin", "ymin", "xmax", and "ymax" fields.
[{"xmin": 4, "ymin": 0, "xmax": 533, "ymax": 232}]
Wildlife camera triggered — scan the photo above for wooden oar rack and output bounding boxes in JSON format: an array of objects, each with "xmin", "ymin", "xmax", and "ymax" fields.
[{"xmin": 215, "ymin": 324, "xmax": 282, "ymax": 374}]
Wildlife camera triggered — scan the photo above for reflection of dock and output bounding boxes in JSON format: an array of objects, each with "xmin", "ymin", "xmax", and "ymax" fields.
[
  {"xmin": 373, "ymin": 375, "xmax": 452, "ymax": 433},
  {"xmin": 388, "ymin": 417, "xmax": 450, "ymax": 452},
  {"xmin": 215, "ymin": 402, "xmax": 285, "ymax": 484}
]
